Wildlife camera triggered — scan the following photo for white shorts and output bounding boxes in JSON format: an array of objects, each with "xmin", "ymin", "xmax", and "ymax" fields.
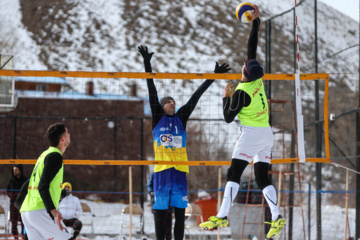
[
  {"xmin": 231, "ymin": 125, "xmax": 274, "ymax": 164},
  {"xmin": 21, "ymin": 209, "xmax": 71, "ymax": 240}
]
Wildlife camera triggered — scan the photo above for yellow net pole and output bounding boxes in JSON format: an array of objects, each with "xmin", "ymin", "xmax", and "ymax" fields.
[{"xmin": 324, "ymin": 76, "xmax": 330, "ymax": 159}]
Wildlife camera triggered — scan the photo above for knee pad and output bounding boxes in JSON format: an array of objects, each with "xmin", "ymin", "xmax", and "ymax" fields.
[
  {"xmin": 226, "ymin": 159, "xmax": 248, "ymax": 183},
  {"xmin": 254, "ymin": 162, "xmax": 272, "ymax": 190}
]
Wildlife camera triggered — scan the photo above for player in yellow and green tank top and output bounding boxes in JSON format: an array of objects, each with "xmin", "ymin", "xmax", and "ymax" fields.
[
  {"xmin": 20, "ymin": 123, "xmax": 72, "ymax": 240},
  {"xmin": 199, "ymin": 5, "xmax": 286, "ymax": 239}
]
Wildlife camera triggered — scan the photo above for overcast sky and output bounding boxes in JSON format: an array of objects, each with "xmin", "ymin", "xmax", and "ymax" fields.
[{"xmin": 318, "ymin": 0, "xmax": 359, "ymax": 22}]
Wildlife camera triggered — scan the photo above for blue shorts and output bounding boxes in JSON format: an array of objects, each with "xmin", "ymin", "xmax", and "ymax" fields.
[{"xmin": 153, "ymin": 168, "xmax": 188, "ymax": 209}]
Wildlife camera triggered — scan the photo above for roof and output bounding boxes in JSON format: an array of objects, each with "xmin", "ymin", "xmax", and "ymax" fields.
[
  {"xmin": 15, "ymin": 76, "xmax": 68, "ymax": 85},
  {"xmin": 16, "ymin": 90, "xmax": 140, "ymax": 100}
]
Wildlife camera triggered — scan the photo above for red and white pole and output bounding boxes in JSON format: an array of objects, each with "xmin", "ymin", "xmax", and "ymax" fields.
[{"xmin": 294, "ymin": 0, "xmax": 306, "ymax": 162}]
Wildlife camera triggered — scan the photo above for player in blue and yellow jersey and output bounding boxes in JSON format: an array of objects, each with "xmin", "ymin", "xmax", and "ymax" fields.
[
  {"xmin": 138, "ymin": 45, "xmax": 230, "ymax": 240},
  {"xmin": 199, "ymin": 5, "xmax": 286, "ymax": 239}
]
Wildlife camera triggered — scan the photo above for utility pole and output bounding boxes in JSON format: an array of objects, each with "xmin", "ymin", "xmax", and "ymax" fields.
[{"xmin": 314, "ymin": 1, "xmax": 322, "ymax": 239}]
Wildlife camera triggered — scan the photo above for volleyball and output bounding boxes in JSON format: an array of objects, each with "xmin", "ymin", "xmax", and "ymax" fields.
[{"xmin": 236, "ymin": 2, "xmax": 255, "ymax": 23}]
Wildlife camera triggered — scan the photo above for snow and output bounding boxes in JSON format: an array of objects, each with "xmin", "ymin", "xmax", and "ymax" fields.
[
  {"xmin": 0, "ymin": 0, "xmax": 46, "ymax": 70},
  {"xmin": 0, "ymin": 0, "xmax": 358, "ymax": 79},
  {"xmin": 0, "ymin": 193, "xmax": 356, "ymax": 239},
  {"xmin": 1, "ymin": 0, "xmax": 356, "ymax": 107}
]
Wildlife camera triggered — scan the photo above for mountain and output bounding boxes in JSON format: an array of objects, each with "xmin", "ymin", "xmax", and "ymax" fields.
[{"xmin": 1, "ymin": 0, "xmax": 356, "ymax": 84}]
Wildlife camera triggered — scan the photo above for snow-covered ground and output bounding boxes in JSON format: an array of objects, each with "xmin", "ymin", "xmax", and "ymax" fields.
[{"xmin": 0, "ymin": 193, "xmax": 356, "ymax": 240}]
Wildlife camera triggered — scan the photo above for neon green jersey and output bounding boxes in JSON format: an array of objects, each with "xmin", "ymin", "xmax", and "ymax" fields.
[
  {"xmin": 235, "ymin": 78, "xmax": 269, "ymax": 127},
  {"xmin": 20, "ymin": 147, "xmax": 63, "ymax": 212}
]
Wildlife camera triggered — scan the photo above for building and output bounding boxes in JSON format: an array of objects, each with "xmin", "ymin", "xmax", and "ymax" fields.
[{"xmin": 0, "ymin": 77, "xmax": 151, "ymax": 193}]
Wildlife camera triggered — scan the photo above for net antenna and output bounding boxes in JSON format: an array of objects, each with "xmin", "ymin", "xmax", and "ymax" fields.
[
  {"xmin": 294, "ymin": 0, "xmax": 306, "ymax": 162},
  {"xmin": 0, "ymin": 54, "xmax": 18, "ymax": 112}
]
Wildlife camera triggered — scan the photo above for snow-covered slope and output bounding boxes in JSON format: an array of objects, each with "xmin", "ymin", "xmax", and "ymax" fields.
[
  {"xmin": 0, "ymin": 0, "xmax": 46, "ymax": 70},
  {"xmin": 1, "ymin": 0, "xmax": 357, "ymax": 115},
  {"xmin": 1, "ymin": 0, "xmax": 358, "ymax": 77}
]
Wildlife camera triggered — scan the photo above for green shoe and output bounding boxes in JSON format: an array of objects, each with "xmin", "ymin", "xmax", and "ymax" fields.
[
  {"xmin": 266, "ymin": 215, "xmax": 286, "ymax": 238},
  {"xmin": 199, "ymin": 216, "xmax": 228, "ymax": 230}
]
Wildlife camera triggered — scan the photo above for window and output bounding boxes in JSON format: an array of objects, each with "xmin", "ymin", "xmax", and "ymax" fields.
[
  {"xmin": 0, "ymin": 78, "xmax": 12, "ymax": 104},
  {"xmin": 36, "ymin": 84, "xmax": 48, "ymax": 91},
  {"xmin": 0, "ymin": 54, "xmax": 17, "ymax": 110}
]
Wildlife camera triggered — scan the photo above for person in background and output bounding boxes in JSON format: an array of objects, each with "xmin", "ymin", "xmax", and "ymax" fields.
[
  {"xmin": 58, "ymin": 182, "xmax": 83, "ymax": 240},
  {"xmin": 199, "ymin": 5, "xmax": 286, "ymax": 239},
  {"xmin": 6, "ymin": 164, "xmax": 28, "ymax": 238},
  {"xmin": 138, "ymin": 45, "xmax": 231, "ymax": 240},
  {"xmin": 14, "ymin": 179, "xmax": 30, "ymax": 240},
  {"xmin": 20, "ymin": 123, "xmax": 73, "ymax": 240},
  {"xmin": 147, "ymin": 173, "xmax": 173, "ymax": 240}
]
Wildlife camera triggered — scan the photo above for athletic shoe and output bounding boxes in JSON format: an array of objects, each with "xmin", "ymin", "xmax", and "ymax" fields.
[
  {"xmin": 265, "ymin": 215, "xmax": 286, "ymax": 238},
  {"xmin": 199, "ymin": 216, "xmax": 228, "ymax": 230}
]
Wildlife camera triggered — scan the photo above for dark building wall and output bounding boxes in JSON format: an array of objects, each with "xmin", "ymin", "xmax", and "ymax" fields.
[
  {"xmin": 0, "ymin": 97, "xmax": 148, "ymax": 192},
  {"xmin": 15, "ymin": 82, "xmax": 62, "ymax": 92}
]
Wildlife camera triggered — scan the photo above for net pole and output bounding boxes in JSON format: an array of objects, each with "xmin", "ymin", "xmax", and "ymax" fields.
[
  {"xmin": 276, "ymin": 168, "xmax": 283, "ymax": 240},
  {"xmin": 344, "ymin": 169, "xmax": 349, "ymax": 240},
  {"xmin": 129, "ymin": 166, "xmax": 133, "ymax": 239},
  {"xmin": 294, "ymin": 0, "xmax": 306, "ymax": 162},
  {"xmin": 217, "ymin": 168, "xmax": 222, "ymax": 240}
]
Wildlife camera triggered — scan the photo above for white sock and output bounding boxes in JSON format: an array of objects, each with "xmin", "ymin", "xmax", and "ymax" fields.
[
  {"xmin": 262, "ymin": 185, "xmax": 280, "ymax": 221},
  {"xmin": 216, "ymin": 181, "xmax": 239, "ymax": 218}
]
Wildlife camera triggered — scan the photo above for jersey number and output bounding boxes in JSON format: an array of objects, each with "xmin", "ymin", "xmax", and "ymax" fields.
[
  {"xmin": 32, "ymin": 163, "xmax": 39, "ymax": 181},
  {"xmin": 259, "ymin": 93, "xmax": 265, "ymax": 109}
]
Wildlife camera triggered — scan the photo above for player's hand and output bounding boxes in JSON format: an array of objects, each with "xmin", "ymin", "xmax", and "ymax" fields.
[
  {"xmin": 51, "ymin": 209, "xmax": 65, "ymax": 231},
  {"xmin": 224, "ymin": 82, "xmax": 235, "ymax": 98},
  {"xmin": 252, "ymin": 4, "xmax": 260, "ymax": 19},
  {"xmin": 214, "ymin": 62, "xmax": 231, "ymax": 74},
  {"xmin": 138, "ymin": 45, "xmax": 154, "ymax": 62}
]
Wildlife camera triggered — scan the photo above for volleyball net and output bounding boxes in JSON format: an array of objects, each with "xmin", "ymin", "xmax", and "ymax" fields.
[{"xmin": 0, "ymin": 70, "xmax": 329, "ymax": 166}]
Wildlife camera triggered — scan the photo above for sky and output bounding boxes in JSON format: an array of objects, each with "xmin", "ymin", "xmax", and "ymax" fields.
[{"xmin": 319, "ymin": 0, "xmax": 359, "ymax": 22}]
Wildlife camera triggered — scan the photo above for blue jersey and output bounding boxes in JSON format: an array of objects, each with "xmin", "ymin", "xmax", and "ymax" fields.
[
  {"xmin": 153, "ymin": 115, "xmax": 188, "ymax": 173},
  {"xmin": 146, "ymin": 76, "xmax": 214, "ymax": 174}
]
